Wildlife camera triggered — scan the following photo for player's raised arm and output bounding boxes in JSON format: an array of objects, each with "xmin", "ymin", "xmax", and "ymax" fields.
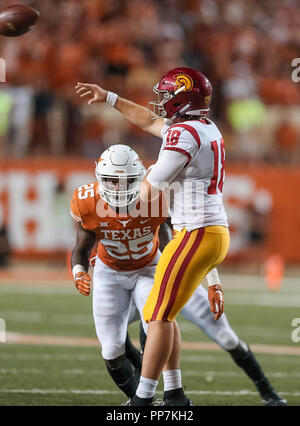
[
  {"xmin": 75, "ymin": 82, "xmax": 164, "ymax": 138},
  {"xmin": 71, "ymin": 223, "xmax": 96, "ymax": 296}
]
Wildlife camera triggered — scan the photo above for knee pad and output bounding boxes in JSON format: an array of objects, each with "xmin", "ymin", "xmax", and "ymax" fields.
[
  {"xmin": 102, "ymin": 343, "xmax": 125, "ymax": 361},
  {"xmin": 215, "ymin": 329, "xmax": 239, "ymax": 351},
  {"xmin": 227, "ymin": 340, "xmax": 249, "ymax": 360},
  {"xmin": 104, "ymin": 353, "xmax": 126, "ymax": 370}
]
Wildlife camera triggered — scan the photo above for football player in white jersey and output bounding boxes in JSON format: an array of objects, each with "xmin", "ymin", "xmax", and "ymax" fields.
[{"xmin": 75, "ymin": 68, "xmax": 286, "ymax": 406}]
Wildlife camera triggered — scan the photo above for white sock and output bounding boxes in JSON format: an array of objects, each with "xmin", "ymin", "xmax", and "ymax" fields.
[
  {"xmin": 163, "ymin": 369, "xmax": 182, "ymax": 391},
  {"xmin": 136, "ymin": 376, "xmax": 158, "ymax": 399}
]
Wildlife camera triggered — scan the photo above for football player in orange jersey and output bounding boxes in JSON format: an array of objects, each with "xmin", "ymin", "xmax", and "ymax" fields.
[{"xmin": 70, "ymin": 144, "xmax": 176, "ymax": 402}]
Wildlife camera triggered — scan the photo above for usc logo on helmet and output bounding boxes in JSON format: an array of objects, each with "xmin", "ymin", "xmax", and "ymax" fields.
[{"xmin": 174, "ymin": 74, "xmax": 194, "ymax": 92}]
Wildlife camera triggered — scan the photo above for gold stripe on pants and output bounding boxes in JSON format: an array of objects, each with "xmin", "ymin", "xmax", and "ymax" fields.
[{"xmin": 143, "ymin": 226, "xmax": 230, "ymax": 322}]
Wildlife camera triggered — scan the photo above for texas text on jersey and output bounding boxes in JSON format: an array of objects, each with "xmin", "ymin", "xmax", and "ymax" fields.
[{"xmin": 70, "ymin": 182, "xmax": 167, "ymax": 271}]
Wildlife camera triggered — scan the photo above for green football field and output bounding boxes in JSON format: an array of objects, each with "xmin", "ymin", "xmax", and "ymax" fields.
[{"xmin": 0, "ymin": 272, "xmax": 299, "ymax": 406}]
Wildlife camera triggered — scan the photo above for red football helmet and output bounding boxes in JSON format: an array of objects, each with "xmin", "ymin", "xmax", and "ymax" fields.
[{"xmin": 149, "ymin": 67, "xmax": 212, "ymax": 121}]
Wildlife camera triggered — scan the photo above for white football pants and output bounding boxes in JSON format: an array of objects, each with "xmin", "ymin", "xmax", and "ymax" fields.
[
  {"xmin": 92, "ymin": 255, "xmax": 157, "ymax": 360},
  {"xmin": 93, "ymin": 256, "xmax": 239, "ymax": 360}
]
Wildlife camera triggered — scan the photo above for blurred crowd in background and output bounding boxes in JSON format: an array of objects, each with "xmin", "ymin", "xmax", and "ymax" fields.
[
  {"xmin": 0, "ymin": 0, "xmax": 300, "ymax": 163},
  {"xmin": 0, "ymin": 0, "xmax": 300, "ymax": 271}
]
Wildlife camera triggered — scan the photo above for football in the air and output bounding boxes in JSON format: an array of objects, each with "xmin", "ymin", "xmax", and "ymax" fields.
[{"xmin": 0, "ymin": 4, "xmax": 39, "ymax": 37}]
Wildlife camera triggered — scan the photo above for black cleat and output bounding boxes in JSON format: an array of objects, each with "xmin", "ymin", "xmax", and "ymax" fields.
[
  {"xmin": 256, "ymin": 377, "xmax": 287, "ymax": 406},
  {"xmin": 130, "ymin": 394, "xmax": 154, "ymax": 406},
  {"xmin": 162, "ymin": 387, "xmax": 194, "ymax": 406},
  {"xmin": 262, "ymin": 395, "xmax": 287, "ymax": 406},
  {"xmin": 161, "ymin": 398, "xmax": 194, "ymax": 406},
  {"xmin": 263, "ymin": 398, "xmax": 287, "ymax": 406}
]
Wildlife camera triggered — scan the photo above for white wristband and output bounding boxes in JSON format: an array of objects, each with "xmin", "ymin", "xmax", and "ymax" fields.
[
  {"xmin": 206, "ymin": 268, "xmax": 221, "ymax": 287},
  {"xmin": 106, "ymin": 91, "xmax": 118, "ymax": 107},
  {"xmin": 72, "ymin": 264, "xmax": 86, "ymax": 279}
]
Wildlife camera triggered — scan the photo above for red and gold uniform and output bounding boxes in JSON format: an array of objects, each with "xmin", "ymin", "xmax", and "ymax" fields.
[
  {"xmin": 143, "ymin": 117, "xmax": 230, "ymax": 323},
  {"xmin": 143, "ymin": 226, "xmax": 229, "ymax": 322}
]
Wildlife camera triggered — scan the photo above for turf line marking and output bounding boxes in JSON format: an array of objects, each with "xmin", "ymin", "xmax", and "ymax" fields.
[
  {"xmin": 4, "ymin": 332, "xmax": 300, "ymax": 356},
  {"xmin": 0, "ymin": 368, "xmax": 298, "ymax": 379},
  {"xmin": 5, "ymin": 332, "xmax": 100, "ymax": 347},
  {"xmin": 0, "ymin": 353, "xmax": 99, "ymax": 361},
  {"xmin": 1, "ymin": 310, "xmax": 92, "ymax": 325},
  {"xmin": 0, "ymin": 389, "xmax": 299, "ymax": 397}
]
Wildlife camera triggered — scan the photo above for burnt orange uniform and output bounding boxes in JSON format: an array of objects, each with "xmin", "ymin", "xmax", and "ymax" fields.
[{"xmin": 70, "ymin": 182, "xmax": 167, "ymax": 271}]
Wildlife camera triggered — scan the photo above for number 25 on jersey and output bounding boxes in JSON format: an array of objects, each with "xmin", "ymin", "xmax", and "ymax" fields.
[{"xmin": 78, "ymin": 184, "xmax": 95, "ymax": 200}]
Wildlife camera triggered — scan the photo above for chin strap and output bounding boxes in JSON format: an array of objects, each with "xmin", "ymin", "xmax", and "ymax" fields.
[
  {"xmin": 170, "ymin": 102, "xmax": 192, "ymax": 121},
  {"xmin": 186, "ymin": 108, "xmax": 209, "ymax": 116}
]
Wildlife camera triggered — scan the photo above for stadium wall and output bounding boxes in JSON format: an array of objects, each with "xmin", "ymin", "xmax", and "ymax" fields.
[{"xmin": 0, "ymin": 159, "xmax": 299, "ymax": 263}]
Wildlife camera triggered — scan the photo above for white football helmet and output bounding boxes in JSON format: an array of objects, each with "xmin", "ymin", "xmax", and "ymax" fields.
[{"xmin": 95, "ymin": 144, "xmax": 146, "ymax": 207}]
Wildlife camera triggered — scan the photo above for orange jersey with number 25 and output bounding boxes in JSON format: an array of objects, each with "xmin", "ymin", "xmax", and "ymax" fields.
[{"xmin": 70, "ymin": 182, "xmax": 168, "ymax": 271}]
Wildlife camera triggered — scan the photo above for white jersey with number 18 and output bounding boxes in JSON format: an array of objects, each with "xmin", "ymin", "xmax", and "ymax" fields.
[{"xmin": 159, "ymin": 118, "xmax": 228, "ymax": 231}]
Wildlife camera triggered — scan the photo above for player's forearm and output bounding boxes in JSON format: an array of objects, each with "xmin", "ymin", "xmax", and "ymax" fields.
[
  {"xmin": 71, "ymin": 248, "xmax": 90, "ymax": 272},
  {"xmin": 115, "ymin": 96, "xmax": 163, "ymax": 137},
  {"xmin": 71, "ymin": 225, "xmax": 96, "ymax": 272},
  {"xmin": 75, "ymin": 82, "xmax": 164, "ymax": 137},
  {"xmin": 115, "ymin": 97, "xmax": 151, "ymax": 128}
]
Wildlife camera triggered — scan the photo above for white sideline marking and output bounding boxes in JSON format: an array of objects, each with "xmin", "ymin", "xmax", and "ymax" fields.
[
  {"xmin": 0, "ymin": 353, "xmax": 99, "ymax": 361},
  {"xmin": 184, "ymin": 370, "xmax": 300, "ymax": 379},
  {"xmin": 0, "ymin": 286, "xmax": 74, "ymax": 295},
  {"xmin": 0, "ymin": 368, "xmax": 299, "ymax": 379},
  {"xmin": 0, "ymin": 310, "xmax": 92, "ymax": 325},
  {"xmin": 0, "ymin": 389, "xmax": 298, "ymax": 397},
  {"xmin": 0, "ymin": 352, "xmax": 227, "ymax": 363},
  {"xmin": 0, "ymin": 389, "xmax": 120, "ymax": 395},
  {"xmin": 0, "ymin": 352, "xmax": 296, "ymax": 364},
  {"xmin": 0, "ymin": 369, "xmax": 42, "ymax": 375}
]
